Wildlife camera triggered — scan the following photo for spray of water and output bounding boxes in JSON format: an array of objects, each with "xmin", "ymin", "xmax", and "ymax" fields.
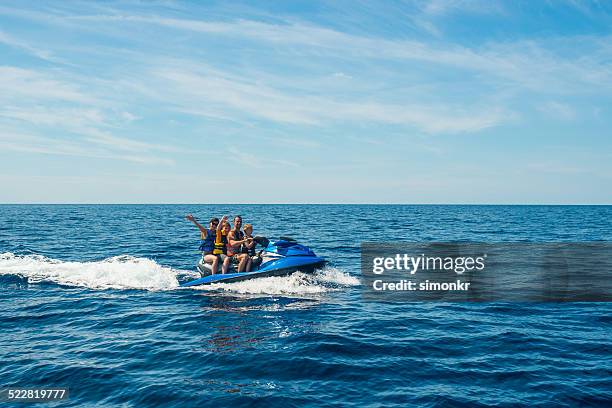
[{"xmin": 0, "ymin": 253, "xmax": 359, "ymax": 294}]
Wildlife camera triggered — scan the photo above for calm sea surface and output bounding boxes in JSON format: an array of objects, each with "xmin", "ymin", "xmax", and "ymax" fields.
[{"xmin": 1, "ymin": 205, "xmax": 611, "ymax": 407}]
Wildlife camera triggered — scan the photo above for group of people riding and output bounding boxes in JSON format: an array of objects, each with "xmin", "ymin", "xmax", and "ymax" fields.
[{"xmin": 186, "ymin": 214, "xmax": 256, "ymax": 274}]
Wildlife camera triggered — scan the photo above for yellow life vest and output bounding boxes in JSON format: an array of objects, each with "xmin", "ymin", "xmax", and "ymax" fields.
[{"xmin": 212, "ymin": 231, "xmax": 227, "ymax": 255}]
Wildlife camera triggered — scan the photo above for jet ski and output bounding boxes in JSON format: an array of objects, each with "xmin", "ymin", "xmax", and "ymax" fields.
[{"xmin": 180, "ymin": 236, "xmax": 326, "ymax": 287}]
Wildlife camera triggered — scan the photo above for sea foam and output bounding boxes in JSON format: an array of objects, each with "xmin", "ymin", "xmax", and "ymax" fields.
[
  {"xmin": 201, "ymin": 268, "xmax": 360, "ymax": 295},
  {"xmin": 0, "ymin": 252, "xmax": 184, "ymax": 290},
  {"xmin": 0, "ymin": 252, "xmax": 359, "ymax": 294}
]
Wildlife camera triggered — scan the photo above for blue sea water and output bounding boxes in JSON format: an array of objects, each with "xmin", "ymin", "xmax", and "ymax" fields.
[{"xmin": 1, "ymin": 204, "xmax": 611, "ymax": 407}]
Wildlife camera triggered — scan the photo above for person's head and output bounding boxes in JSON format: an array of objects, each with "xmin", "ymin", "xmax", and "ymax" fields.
[
  {"xmin": 233, "ymin": 215, "xmax": 242, "ymax": 229},
  {"xmin": 222, "ymin": 221, "xmax": 231, "ymax": 235},
  {"xmin": 244, "ymin": 224, "xmax": 253, "ymax": 235},
  {"xmin": 209, "ymin": 217, "xmax": 219, "ymax": 229}
]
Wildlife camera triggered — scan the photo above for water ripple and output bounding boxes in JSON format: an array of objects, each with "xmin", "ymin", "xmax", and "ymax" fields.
[{"xmin": 1, "ymin": 205, "xmax": 611, "ymax": 406}]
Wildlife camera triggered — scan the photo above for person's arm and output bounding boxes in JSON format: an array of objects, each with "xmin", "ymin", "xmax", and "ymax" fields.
[
  {"xmin": 229, "ymin": 232, "xmax": 252, "ymax": 248},
  {"xmin": 218, "ymin": 216, "xmax": 228, "ymax": 232},
  {"xmin": 244, "ymin": 238, "xmax": 256, "ymax": 250},
  {"xmin": 228, "ymin": 231, "xmax": 250, "ymax": 247},
  {"xmin": 185, "ymin": 214, "xmax": 208, "ymax": 235},
  {"xmin": 228, "ymin": 231, "xmax": 238, "ymax": 248},
  {"xmin": 214, "ymin": 216, "xmax": 227, "ymax": 246}
]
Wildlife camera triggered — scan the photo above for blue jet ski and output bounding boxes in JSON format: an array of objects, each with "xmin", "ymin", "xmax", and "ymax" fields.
[{"xmin": 180, "ymin": 237, "xmax": 326, "ymax": 287}]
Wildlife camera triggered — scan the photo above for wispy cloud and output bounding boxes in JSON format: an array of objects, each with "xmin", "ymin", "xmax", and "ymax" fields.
[
  {"xmin": 227, "ymin": 147, "xmax": 299, "ymax": 169},
  {"xmin": 0, "ymin": 67, "xmax": 189, "ymax": 164},
  {"xmin": 0, "ymin": 66, "xmax": 95, "ymax": 103},
  {"xmin": 537, "ymin": 101, "xmax": 576, "ymax": 120},
  {"xmin": 0, "ymin": 1, "xmax": 611, "ymax": 202},
  {"xmin": 0, "ymin": 29, "xmax": 60, "ymax": 62},
  {"xmin": 421, "ymin": 0, "xmax": 504, "ymax": 16},
  {"xmin": 55, "ymin": 12, "xmax": 612, "ymax": 95},
  {"xmin": 2, "ymin": 7, "xmax": 609, "ymax": 136},
  {"xmin": 152, "ymin": 66, "xmax": 506, "ymax": 132},
  {"xmin": 5, "ymin": 2, "xmax": 611, "ymax": 94},
  {"xmin": 0, "ymin": 129, "xmax": 174, "ymax": 165}
]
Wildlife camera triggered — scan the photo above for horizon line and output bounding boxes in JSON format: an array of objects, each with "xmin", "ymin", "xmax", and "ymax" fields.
[{"xmin": 1, "ymin": 203, "xmax": 611, "ymax": 206}]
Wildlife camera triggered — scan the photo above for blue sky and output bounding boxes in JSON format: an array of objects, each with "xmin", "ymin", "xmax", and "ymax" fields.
[{"xmin": 1, "ymin": 0, "xmax": 611, "ymax": 203}]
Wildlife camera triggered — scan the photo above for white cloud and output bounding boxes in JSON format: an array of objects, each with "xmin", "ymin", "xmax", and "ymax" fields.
[
  {"xmin": 121, "ymin": 111, "xmax": 139, "ymax": 122},
  {"xmin": 0, "ymin": 105, "xmax": 105, "ymax": 127},
  {"xmin": 0, "ymin": 2, "xmax": 609, "ymax": 203},
  {"xmin": 0, "ymin": 129, "xmax": 174, "ymax": 165},
  {"xmin": 537, "ymin": 101, "xmax": 576, "ymax": 120},
  {"xmin": 227, "ymin": 147, "xmax": 299, "ymax": 169},
  {"xmin": 152, "ymin": 66, "xmax": 506, "ymax": 133},
  {"xmin": 421, "ymin": 0, "xmax": 504, "ymax": 16},
  {"xmin": 332, "ymin": 72, "xmax": 351, "ymax": 79},
  {"xmin": 56, "ymin": 12, "xmax": 612, "ymax": 94},
  {"xmin": 0, "ymin": 29, "xmax": 59, "ymax": 62},
  {"xmin": 0, "ymin": 68, "xmax": 189, "ymax": 164},
  {"xmin": 3, "ymin": 6, "xmax": 611, "ymax": 131},
  {"xmin": 0, "ymin": 66, "xmax": 96, "ymax": 104}
]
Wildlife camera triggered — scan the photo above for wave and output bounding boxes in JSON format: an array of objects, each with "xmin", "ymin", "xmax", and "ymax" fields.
[
  {"xmin": 200, "ymin": 268, "xmax": 360, "ymax": 295},
  {"xmin": 0, "ymin": 253, "xmax": 359, "ymax": 294},
  {"xmin": 0, "ymin": 252, "xmax": 184, "ymax": 290}
]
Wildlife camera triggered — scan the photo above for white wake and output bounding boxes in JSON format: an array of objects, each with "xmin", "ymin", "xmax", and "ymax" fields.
[
  {"xmin": 0, "ymin": 252, "xmax": 359, "ymax": 294},
  {"xmin": 200, "ymin": 267, "xmax": 360, "ymax": 295},
  {"xmin": 0, "ymin": 252, "xmax": 184, "ymax": 290}
]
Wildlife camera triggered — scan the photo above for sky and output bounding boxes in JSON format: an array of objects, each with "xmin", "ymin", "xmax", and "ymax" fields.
[{"xmin": 0, "ymin": 0, "xmax": 611, "ymax": 204}]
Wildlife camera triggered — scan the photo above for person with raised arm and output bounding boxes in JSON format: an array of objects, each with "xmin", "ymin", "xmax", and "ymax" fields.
[
  {"xmin": 185, "ymin": 214, "xmax": 223, "ymax": 275},
  {"xmin": 213, "ymin": 216, "xmax": 232, "ymax": 274}
]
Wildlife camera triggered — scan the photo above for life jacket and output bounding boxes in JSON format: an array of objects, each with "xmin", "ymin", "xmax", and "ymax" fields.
[
  {"xmin": 244, "ymin": 235, "xmax": 256, "ymax": 256},
  {"xmin": 227, "ymin": 230, "xmax": 244, "ymax": 256},
  {"xmin": 213, "ymin": 233, "xmax": 227, "ymax": 255},
  {"xmin": 198, "ymin": 229, "xmax": 216, "ymax": 254}
]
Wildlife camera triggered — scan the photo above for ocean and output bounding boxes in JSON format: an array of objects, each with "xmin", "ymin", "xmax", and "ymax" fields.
[{"xmin": 1, "ymin": 205, "xmax": 611, "ymax": 406}]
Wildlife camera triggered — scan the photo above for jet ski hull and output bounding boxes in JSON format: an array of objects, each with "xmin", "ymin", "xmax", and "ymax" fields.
[{"xmin": 180, "ymin": 255, "xmax": 326, "ymax": 287}]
